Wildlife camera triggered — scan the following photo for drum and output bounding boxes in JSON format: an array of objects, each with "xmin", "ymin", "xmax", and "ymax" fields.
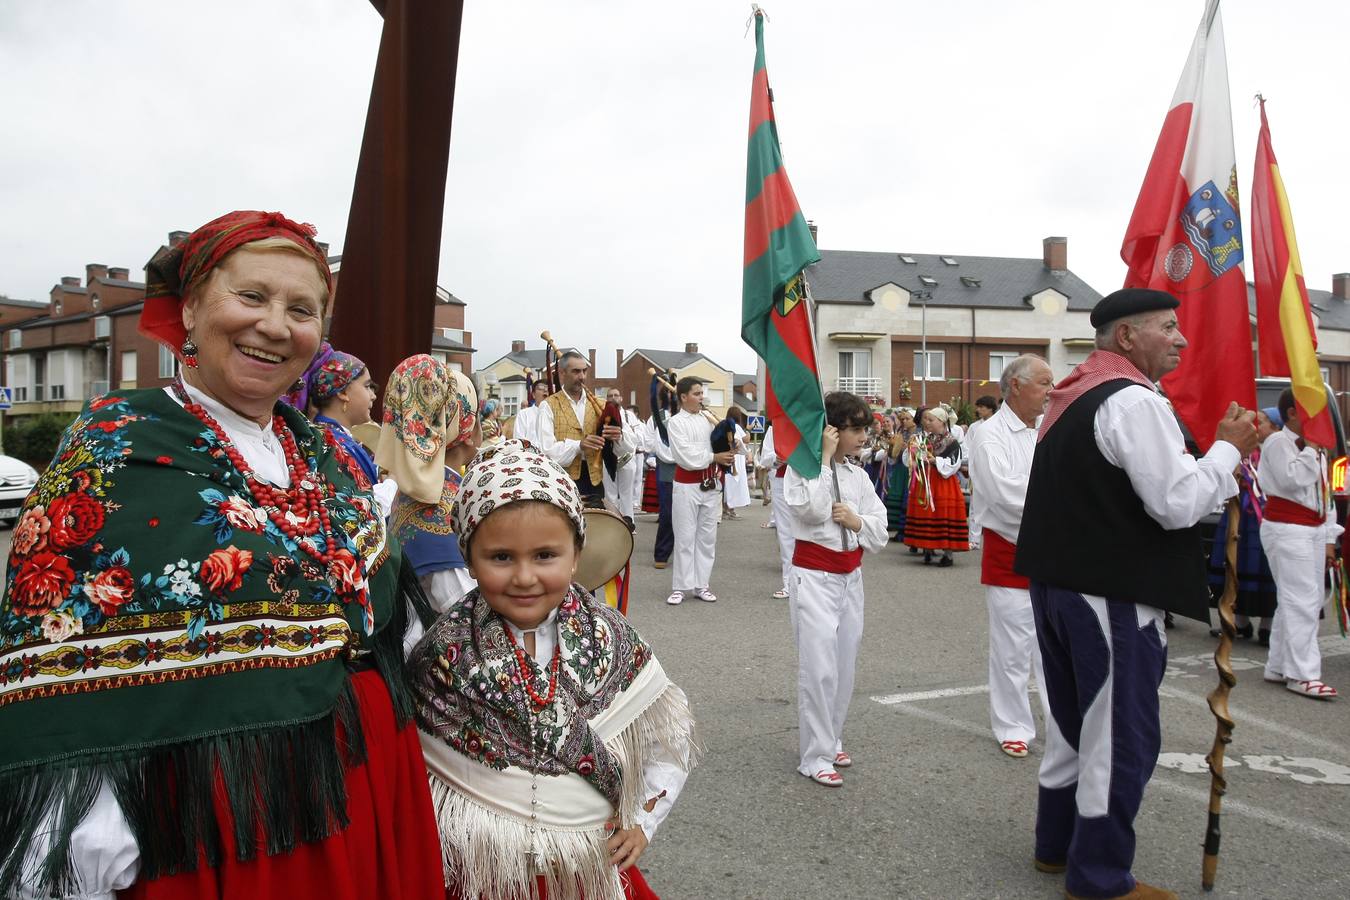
[
  {"xmin": 575, "ymin": 508, "xmax": 635, "ymax": 592},
  {"xmin": 349, "ymin": 420, "xmax": 382, "ymax": 456}
]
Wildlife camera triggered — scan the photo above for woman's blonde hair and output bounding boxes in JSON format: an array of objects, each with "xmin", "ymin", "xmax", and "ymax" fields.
[{"xmin": 186, "ymin": 236, "xmax": 332, "ymax": 312}]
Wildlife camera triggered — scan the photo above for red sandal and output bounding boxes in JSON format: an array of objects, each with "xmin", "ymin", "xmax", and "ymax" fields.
[
  {"xmin": 1000, "ymin": 740, "xmax": 1029, "ymax": 758},
  {"xmin": 806, "ymin": 769, "xmax": 843, "ymax": 787}
]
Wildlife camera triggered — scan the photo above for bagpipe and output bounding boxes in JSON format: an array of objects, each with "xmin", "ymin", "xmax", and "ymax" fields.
[
  {"xmin": 648, "ymin": 368, "xmax": 735, "ymax": 491},
  {"xmin": 541, "ymin": 330, "xmax": 631, "ymax": 477}
]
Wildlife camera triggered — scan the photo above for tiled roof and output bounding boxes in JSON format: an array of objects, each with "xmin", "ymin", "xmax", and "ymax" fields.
[
  {"xmin": 629, "ymin": 348, "xmax": 729, "ymax": 373},
  {"xmin": 806, "ymin": 249, "xmax": 1102, "ymax": 311}
]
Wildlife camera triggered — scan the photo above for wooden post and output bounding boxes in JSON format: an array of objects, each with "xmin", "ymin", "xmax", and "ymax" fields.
[{"xmin": 1201, "ymin": 496, "xmax": 1240, "ymax": 890}]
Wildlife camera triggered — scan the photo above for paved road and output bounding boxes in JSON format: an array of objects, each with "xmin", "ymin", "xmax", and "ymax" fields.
[
  {"xmin": 2, "ymin": 505, "xmax": 1346, "ymax": 899},
  {"xmin": 619, "ymin": 503, "xmax": 1349, "ymax": 900}
]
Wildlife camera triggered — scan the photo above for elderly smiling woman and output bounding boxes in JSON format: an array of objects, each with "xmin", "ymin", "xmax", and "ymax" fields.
[{"xmin": 0, "ymin": 212, "xmax": 442, "ymax": 899}]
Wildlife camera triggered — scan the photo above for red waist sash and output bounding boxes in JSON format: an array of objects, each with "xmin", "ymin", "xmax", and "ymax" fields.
[
  {"xmin": 775, "ymin": 464, "xmax": 787, "ymax": 478},
  {"xmin": 981, "ymin": 528, "xmax": 1029, "ymax": 588},
  {"xmin": 674, "ymin": 466, "xmax": 706, "ymax": 484},
  {"xmin": 1263, "ymin": 495, "xmax": 1322, "ymax": 527},
  {"xmin": 792, "ymin": 539, "xmax": 864, "ymax": 574}
]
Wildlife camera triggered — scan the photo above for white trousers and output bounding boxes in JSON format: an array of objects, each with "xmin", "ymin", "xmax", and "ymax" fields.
[
  {"xmin": 1261, "ymin": 520, "xmax": 1326, "ymax": 682},
  {"xmin": 630, "ymin": 456, "xmax": 645, "ymax": 511},
  {"xmin": 672, "ymin": 481, "xmax": 720, "ymax": 591},
  {"xmin": 790, "ymin": 565, "xmax": 864, "ymax": 775},
  {"xmin": 987, "ymin": 585, "xmax": 1051, "ymax": 743},
  {"xmin": 769, "ymin": 475, "xmax": 794, "ymax": 590},
  {"xmin": 603, "ymin": 460, "xmax": 637, "ymax": 519}
]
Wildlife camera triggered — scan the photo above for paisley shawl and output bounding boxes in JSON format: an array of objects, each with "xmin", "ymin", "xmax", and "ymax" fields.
[{"xmin": 0, "ymin": 388, "xmax": 415, "ymax": 892}]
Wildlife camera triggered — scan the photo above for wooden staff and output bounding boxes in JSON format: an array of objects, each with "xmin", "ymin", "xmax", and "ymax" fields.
[{"xmin": 1202, "ymin": 495, "xmax": 1241, "ymax": 891}]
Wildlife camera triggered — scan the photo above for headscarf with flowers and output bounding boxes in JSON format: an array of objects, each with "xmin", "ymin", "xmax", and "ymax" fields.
[
  {"xmin": 139, "ymin": 210, "xmax": 334, "ymax": 356},
  {"xmin": 407, "ymin": 441, "xmax": 698, "ymax": 900},
  {"xmin": 0, "ymin": 386, "xmax": 414, "ymax": 892},
  {"xmin": 375, "ymin": 355, "xmax": 477, "ymax": 506},
  {"xmin": 284, "ymin": 341, "xmax": 367, "ymax": 412}
]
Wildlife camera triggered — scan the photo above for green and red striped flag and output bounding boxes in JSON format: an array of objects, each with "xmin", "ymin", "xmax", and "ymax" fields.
[{"xmin": 740, "ymin": 9, "xmax": 824, "ymax": 478}]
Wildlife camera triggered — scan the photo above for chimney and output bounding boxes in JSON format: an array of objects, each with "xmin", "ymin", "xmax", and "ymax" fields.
[
  {"xmin": 807, "ymin": 219, "xmax": 819, "ymax": 246},
  {"xmin": 511, "ymin": 339, "xmax": 525, "ymax": 354},
  {"xmin": 86, "ymin": 263, "xmax": 108, "ymax": 285},
  {"xmin": 61, "ymin": 276, "xmax": 80, "ymax": 287},
  {"xmin": 1043, "ymin": 236, "xmax": 1067, "ymax": 271},
  {"xmin": 1334, "ymin": 273, "xmax": 1350, "ymax": 300},
  {"xmin": 168, "ymin": 230, "xmax": 190, "ymax": 248},
  {"xmin": 684, "ymin": 342, "xmax": 699, "ymax": 355},
  {"xmin": 108, "ymin": 267, "xmax": 130, "ymax": 281},
  {"xmin": 316, "ymin": 241, "xmax": 330, "ymax": 257},
  {"xmin": 588, "ymin": 349, "xmax": 597, "ymax": 373},
  {"xmin": 616, "ymin": 349, "xmax": 624, "ymax": 373}
]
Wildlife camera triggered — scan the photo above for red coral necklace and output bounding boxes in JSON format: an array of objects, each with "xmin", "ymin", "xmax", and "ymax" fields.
[
  {"xmin": 503, "ymin": 626, "xmax": 561, "ymax": 710},
  {"xmin": 174, "ymin": 381, "xmax": 336, "ymax": 567}
]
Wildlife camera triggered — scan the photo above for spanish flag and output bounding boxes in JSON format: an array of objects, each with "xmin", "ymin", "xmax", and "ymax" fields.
[{"xmin": 1251, "ymin": 97, "xmax": 1335, "ymax": 448}]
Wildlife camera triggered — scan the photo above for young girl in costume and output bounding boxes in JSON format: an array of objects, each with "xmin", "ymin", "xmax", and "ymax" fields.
[
  {"xmin": 784, "ymin": 392, "xmax": 890, "ymax": 787},
  {"xmin": 903, "ymin": 406, "xmax": 969, "ymax": 566},
  {"xmin": 408, "ymin": 439, "xmax": 699, "ymax": 900}
]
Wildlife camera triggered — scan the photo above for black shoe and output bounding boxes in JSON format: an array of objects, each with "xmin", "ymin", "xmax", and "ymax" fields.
[
  {"xmin": 1258, "ymin": 627, "xmax": 1271, "ymax": 647},
  {"xmin": 937, "ymin": 555, "xmax": 954, "ymax": 568},
  {"xmin": 1164, "ymin": 612, "xmax": 1175, "ymax": 630},
  {"xmin": 923, "ymin": 551, "xmax": 933, "ymax": 565},
  {"xmin": 910, "ymin": 546, "xmax": 920, "ymax": 555},
  {"xmin": 1235, "ymin": 622, "xmax": 1254, "ymax": 640}
]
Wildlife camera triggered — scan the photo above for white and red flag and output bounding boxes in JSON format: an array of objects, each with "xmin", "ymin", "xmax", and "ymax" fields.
[{"xmin": 1120, "ymin": 0, "xmax": 1254, "ymax": 449}]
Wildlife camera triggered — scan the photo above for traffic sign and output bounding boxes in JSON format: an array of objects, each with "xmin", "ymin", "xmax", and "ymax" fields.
[
  {"xmin": 0, "ymin": 387, "xmax": 11, "ymax": 410},
  {"xmin": 747, "ymin": 414, "xmax": 765, "ymax": 433}
]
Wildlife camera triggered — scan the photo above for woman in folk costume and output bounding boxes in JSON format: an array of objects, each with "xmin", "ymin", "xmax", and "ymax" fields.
[
  {"xmin": 858, "ymin": 412, "xmax": 893, "ymax": 503},
  {"xmin": 721, "ymin": 407, "xmax": 752, "ymax": 519},
  {"xmin": 285, "ymin": 341, "xmax": 382, "ymax": 492},
  {"xmin": 1206, "ymin": 407, "xmax": 1282, "ymax": 645},
  {"xmin": 375, "ymin": 355, "xmax": 481, "ymax": 652},
  {"xmin": 0, "ymin": 211, "xmax": 442, "ymax": 899},
  {"xmin": 480, "ymin": 398, "xmax": 504, "ymax": 446},
  {"xmin": 407, "ymin": 440, "xmax": 699, "ymax": 900},
  {"xmin": 885, "ymin": 409, "xmax": 917, "ymax": 543},
  {"xmin": 903, "ymin": 405, "xmax": 969, "ymax": 566}
]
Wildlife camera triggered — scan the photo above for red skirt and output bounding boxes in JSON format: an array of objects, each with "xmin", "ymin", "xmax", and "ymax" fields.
[
  {"xmin": 447, "ymin": 865, "xmax": 658, "ymax": 900},
  {"xmin": 903, "ymin": 471, "xmax": 969, "ymax": 551},
  {"xmin": 120, "ymin": 669, "xmax": 443, "ymax": 900},
  {"xmin": 641, "ymin": 468, "xmax": 661, "ymax": 513}
]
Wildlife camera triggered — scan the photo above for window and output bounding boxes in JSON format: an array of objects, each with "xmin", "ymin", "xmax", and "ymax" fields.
[
  {"xmin": 7, "ymin": 356, "xmax": 28, "ymax": 402},
  {"xmin": 52, "ymin": 300, "xmax": 63, "ymax": 316},
  {"xmin": 50, "ymin": 384, "xmax": 66, "ymax": 401},
  {"xmin": 93, "ymin": 315, "xmax": 111, "ymax": 338},
  {"xmin": 33, "ymin": 355, "xmax": 45, "ymax": 402},
  {"xmin": 502, "ymin": 396, "xmax": 520, "ymax": 417},
  {"xmin": 7, "ymin": 330, "xmax": 20, "ymax": 350},
  {"xmin": 448, "ymin": 361, "xmax": 463, "ymax": 373},
  {"xmin": 941, "ymin": 256, "xmax": 958, "ymax": 266},
  {"xmin": 919, "ymin": 275, "xmax": 937, "ymax": 286},
  {"xmin": 989, "ymin": 352, "xmax": 1018, "ymax": 382},
  {"xmin": 158, "ymin": 344, "xmax": 177, "ymax": 378},
  {"xmin": 1320, "ymin": 366, "xmax": 1331, "ymax": 386},
  {"xmin": 120, "ymin": 350, "xmax": 137, "ymax": 386},
  {"xmin": 704, "ymin": 388, "xmax": 725, "ymax": 408},
  {"xmin": 838, "ymin": 349, "xmax": 872, "ymax": 379},
  {"xmin": 12, "ymin": 387, "xmax": 27, "ymax": 402},
  {"xmin": 91, "ymin": 293, "xmax": 101, "ymax": 311},
  {"xmin": 914, "ymin": 350, "xmax": 946, "ymax": 381},
  {"xmin": 899, "ymin": 255, "xmax": 917, "ymax": 264}
]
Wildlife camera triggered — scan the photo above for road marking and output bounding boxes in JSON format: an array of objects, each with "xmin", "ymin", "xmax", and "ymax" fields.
[
  {"xmin": 1166, "ymin": 634, "xmax": 1350, "ymax": 679},
  {"xmin": 1157, "ymin": 685, "xmax": 1348, "ymax": 760},
  {"xmin": 881, "ymin": 704, "xmax": 1350, "ymax": 849},
  {"xmin": 872, "ymin": 685, "xmax": 996, "ymax": 704},
  {"xmin": 1157, "ymin": 752, "xmax": 1350, "ymax": 785}
]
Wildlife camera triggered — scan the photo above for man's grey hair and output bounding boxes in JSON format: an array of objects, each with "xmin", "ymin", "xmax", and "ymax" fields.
[
  {"xmin": 560, "ymin": 350, "xmax": 588, "ymax": 368},
  {"xmin": 999, "ymin": 354, "xmax": 1048, "ymax": 399},
  {"xmin": 1094, "ymin": 311, "xmax": 1155, "ymax": 350}
]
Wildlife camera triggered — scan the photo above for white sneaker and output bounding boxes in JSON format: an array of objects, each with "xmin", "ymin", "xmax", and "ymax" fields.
[
  {"xmin": 666, "ymin": 591, "xmax": 685, "ymax": 605},
  {"xmin": 692, "ymin": 587, "xmax": 717, "ymax": 602}
]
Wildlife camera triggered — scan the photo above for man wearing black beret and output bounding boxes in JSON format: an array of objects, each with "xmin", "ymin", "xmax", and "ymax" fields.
[{"xmin": 1015, "ymin": 288, "xmax": 1260, "ymax": 900}]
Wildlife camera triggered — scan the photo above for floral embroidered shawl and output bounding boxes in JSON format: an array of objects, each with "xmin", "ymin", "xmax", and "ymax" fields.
[
  {"xmin": 410, "ymin": 583, "xmax": 651, "ymax": 806},
  {"xmin": 0, "ymin": 388, "xmax": 411, "ymax": 891}
]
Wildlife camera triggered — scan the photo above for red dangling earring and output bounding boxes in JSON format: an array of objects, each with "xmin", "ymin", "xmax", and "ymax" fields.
[{"xmin": 181, "ymin": 337, "xmax": 199, "ymax": 369}]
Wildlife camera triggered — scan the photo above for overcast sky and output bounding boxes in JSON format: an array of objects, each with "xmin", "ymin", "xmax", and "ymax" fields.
[{"xmin": 3, "ymin": 0, "xmax": 1347, "ymax": 376}]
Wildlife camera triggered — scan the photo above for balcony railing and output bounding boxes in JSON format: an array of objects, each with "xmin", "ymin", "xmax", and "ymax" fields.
[{"xmin": 836, "ymin": 376, "xmax": 881, "ymax": 395}]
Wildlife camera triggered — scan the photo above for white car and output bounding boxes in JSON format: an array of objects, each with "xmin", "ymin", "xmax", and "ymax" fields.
[{"xmin": 0, "ymin": 455, "xmax": 39, "ymax": 526}]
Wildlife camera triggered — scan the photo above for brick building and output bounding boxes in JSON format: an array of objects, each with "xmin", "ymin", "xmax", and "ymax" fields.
[{"xmin": 1, "ymin": 237, "xmax": 474, "ymax": 420}]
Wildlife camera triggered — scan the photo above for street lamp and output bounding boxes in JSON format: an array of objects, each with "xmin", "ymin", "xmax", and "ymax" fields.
[{"xmin": 911, "ymin": 289, "xmax": 932, "ymax": 405}]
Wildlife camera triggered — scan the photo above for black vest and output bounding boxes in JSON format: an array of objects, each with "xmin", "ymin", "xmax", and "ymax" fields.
[{"xmin": 1014, "ymin": 380, "xmax": 1210, "ymax": 622}]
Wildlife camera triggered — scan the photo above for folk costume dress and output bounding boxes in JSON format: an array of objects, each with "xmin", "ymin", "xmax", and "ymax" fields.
[
  {"xmin": 884, "ymin": 430, "xmax": 913, "ymax": 537},
  {"xmin": 722, "ymin": 424, "xmax": 752, "ymax": 512},
  {"xmin": 902, "ymin": 432, "xmax": 969, "ymax": 552},
  {"xmin": 1205, "ymin": 452, "xmax": 1277, "ymax": 620},
  {"xmin": 0, "ymin": 383, "xmax": 442, "ymax": 899},
  {"xmin": 408, "ymin": 440, "xmax": 699, "ymax": 900}
]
